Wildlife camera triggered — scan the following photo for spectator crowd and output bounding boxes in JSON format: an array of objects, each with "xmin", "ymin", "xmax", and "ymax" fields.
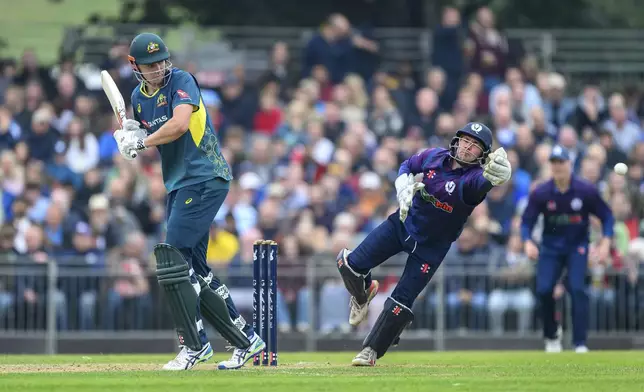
[{"xmin": 0, "ymin": 7, "xmax": 643, "ymax": 336}]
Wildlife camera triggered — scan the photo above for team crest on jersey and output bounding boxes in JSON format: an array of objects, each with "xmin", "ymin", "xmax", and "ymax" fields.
[
  {"xmin": 445, "ymin": 181, "xmax": 456, "ymax": 195},
  {"xmin": 571, "ymin": 198, "xmax": 583, "ymax": 211},
  {"xmin": 147, "ymin": 42, "xmax": 159, "ymax": 53},
  {"xmin": 157, "ymin": 93, "xmax": 167, "ymax": 107},
  {"xmin": 137, "ymin": 103, "xmax": 141, "ymax": 113}
]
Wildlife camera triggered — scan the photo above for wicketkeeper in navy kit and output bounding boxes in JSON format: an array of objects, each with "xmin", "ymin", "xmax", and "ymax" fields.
[
  {"xmin": 113, "ymin": 32, "xmax": 265, "ymax": 370},
  {"xmin": 521, "ymin": 145, "xmax": 614, "ymax": 353},
  {"xmin": 336, "ymin": 122, "xmax": 512, "ymax": 366}
]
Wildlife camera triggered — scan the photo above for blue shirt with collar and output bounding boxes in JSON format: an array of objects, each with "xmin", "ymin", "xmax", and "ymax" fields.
[
  {"xmin": 398, "ymin": 147, "xmax": 493, "ymax": 245},
  {"xmin": 520, "ymin": 175, "xmax": 614, "ymax": 252}
]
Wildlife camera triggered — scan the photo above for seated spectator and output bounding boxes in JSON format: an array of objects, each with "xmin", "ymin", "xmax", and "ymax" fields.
[
  {"xmin": 253, "ymin": 88, "xmax": 283, "ymax": 135},
  {"xmin": 488, "ymin": 234, "xmax": 535, "ymax": 335},
  {"xmin": 104, "ymin": 231, "xmax": 151, "ymax": 330},
  {"xmin": 367, "ymin": 85, "xmax": 404, "ymax": 141},
  {"xmin": 275, "ymin": 235, "xmax": 309, "ymax": 333},
  {"xmin": 426, "ymin": 225, "xmax": 490, "ymax": 330}
]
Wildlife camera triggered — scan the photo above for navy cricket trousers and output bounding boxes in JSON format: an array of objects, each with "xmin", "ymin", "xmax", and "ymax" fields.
[
  {"xmin": 536, "ymin": 246, "xmax": 589, "ymax": 346},
  {"xmin": 164, "ymin": 177, "xmax": 254, "ymax": 336},
  {"xmin": 165, "ymin": 177, "xmax": 229, "ymax": 276},
  {"xmin": 347, "ymin": 211, "xmax": 451, "ymax": 309}
]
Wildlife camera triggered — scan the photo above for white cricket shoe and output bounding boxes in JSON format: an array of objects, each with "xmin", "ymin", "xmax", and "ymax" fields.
[
  {"xmin": 349, "ymin": 280, "xmax": 379, "ymax": 326},
  {"xmin": 218, "ymin": 333, "xmax": 266, "ymax": 370},
  {"xmin": 351, "ymin": 346, "xmax": 377, "ymax": 366},
  {"xmin": 575, "ymin": 345, "xmax": 589, "ymax": 353},
  {"xmin": 545, "ymin": 326, "xmax": 563, "ymax": 353},
  {"xmin": 162, "ymin": 342, "xmax": 213, "ymax": 370}
]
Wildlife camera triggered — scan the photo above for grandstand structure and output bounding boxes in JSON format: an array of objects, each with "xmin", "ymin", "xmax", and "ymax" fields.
[{"xmin": 57, "ymin": 25, "xmax": 644, "ymax": 92}]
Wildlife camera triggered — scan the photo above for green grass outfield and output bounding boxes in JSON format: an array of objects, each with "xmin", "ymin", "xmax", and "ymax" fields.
[
  {"xmin": 0, "ymin": 351, "xmax": 643, "ymax": 392},
  {"xmin": 0, "ymin": 0, "xmax": 121, "ymax": 62}
]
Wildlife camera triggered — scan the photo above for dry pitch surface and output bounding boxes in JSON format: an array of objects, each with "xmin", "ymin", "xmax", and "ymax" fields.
[{"xmin": 0, "ymin": 351, "xmax": 642, "ymax": 392}]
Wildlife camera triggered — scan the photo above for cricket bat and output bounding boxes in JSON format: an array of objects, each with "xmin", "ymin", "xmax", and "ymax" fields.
[{"xmin": 100, "ymin": 70, "xmax": 137, "ymax": 158}]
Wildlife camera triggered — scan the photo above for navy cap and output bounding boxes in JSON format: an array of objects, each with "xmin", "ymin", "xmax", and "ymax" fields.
[{"xmin": 549, "ymin": 145, "xmax": 570, "ymax": 161}]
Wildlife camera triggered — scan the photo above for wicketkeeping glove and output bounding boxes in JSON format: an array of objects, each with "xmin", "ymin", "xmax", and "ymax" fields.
[
  {"xmin": 483, "ymin": 147, "xmax": 512, "ymax": 186},
  {"xmin": 395, "ymin": 173, "xmax": 425, "ymax": 222}
]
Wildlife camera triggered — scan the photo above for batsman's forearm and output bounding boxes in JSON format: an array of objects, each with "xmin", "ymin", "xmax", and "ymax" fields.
[{"xmin": 143, "ymin": 119, "xmax": 187, "ymax": 147}]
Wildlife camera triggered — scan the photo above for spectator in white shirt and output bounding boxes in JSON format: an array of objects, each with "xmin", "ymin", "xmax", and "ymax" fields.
[{"xmin": 64, "ymin": 117, "xmax": 99, "ymax": 174}]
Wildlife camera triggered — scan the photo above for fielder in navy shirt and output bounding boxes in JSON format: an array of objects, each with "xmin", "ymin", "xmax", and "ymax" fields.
[
  {"xmin": 521, "ymin": 145, "xmax": 614, "ymax": 353},
  {"xmin": 336, "ymin": 122, "xmax": 512, "ymax": 366}
]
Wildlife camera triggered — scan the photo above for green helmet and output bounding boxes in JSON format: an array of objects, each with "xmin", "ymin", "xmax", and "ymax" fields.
[{"xmin": 128, "ymin": 32, "xmax": 170, "ymax": 65}]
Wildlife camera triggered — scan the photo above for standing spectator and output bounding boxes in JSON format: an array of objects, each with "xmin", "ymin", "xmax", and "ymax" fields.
[
  {"xmin": 259, "ymin": 42, "xmax": 298, "ymax": 102},
  {"xmin": 303, "ymin": 17, "xmax": 341, "ymax": 82},
  {"xmin": 464, "ymin": 7, "xmax": 508, "ymax": 91},
  {"xmin": 432, "ymin": 7, "xmax": 465, "ymax": 110},
  {"xmin": 303, "ymin": 15, "xmax": 352, "ymax": 84}
]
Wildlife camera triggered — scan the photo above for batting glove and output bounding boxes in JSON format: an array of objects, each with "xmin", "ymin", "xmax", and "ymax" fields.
[
  {"xmin": 122, "ymin": 119, "xmax": 148, "ymax": 139},
  {"xmin": 114, "ymin": 129, "xmax": 146, "ymax": 160}
]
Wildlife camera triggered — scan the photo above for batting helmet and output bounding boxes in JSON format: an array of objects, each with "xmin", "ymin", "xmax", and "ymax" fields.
[
  {"xmin": 128, "ymin": 33, "xmax": 170, "ymax": 65},
  {"xmin": 128, "ymin": 33, "xmax": 173, "ymax": 88}
]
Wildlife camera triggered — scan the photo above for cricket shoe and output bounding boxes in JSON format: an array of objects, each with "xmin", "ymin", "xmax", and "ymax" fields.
[
  {"xmin": 351, "ymin": 347, "xmax": 377, "ymax": 366},
  {"xmin": 575, "ymin": 345, "xmax": 589, "ymax": 353},
  {"xmin": 218, "ymin": 333, "xmax": 266, "ymax": 370},
  {"xmin": 162, "ymin": 342, "xmax": 213, "ymax": 370},
  {"xmin": 349, "ymin": 280, "xmax": 379, "ymax": 326},
  {"xmin": 544, "ymin": 326, "xmax": 563, "ymax": 353}
]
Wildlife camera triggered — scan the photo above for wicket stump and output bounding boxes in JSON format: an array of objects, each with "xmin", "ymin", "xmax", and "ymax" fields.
[{"xmin": 252, "ymin": 240, "xmax": 278, "ymax": 366}]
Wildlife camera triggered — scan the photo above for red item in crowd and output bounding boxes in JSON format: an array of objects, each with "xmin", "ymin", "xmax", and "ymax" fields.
[
  {"xmin": 253, "ymin": 108, "xmax": 282, "ymax": 135},
  {"xmin": 320, "ymin": 83, "xmax": 334, "ymax": 102},
  {"xmin": 625, "ymin": 217, "xmax": 639, "ymax": 240},
  {"xmin": 290, "ymin": 145, "xmax": 306, "ymax": 163}
]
